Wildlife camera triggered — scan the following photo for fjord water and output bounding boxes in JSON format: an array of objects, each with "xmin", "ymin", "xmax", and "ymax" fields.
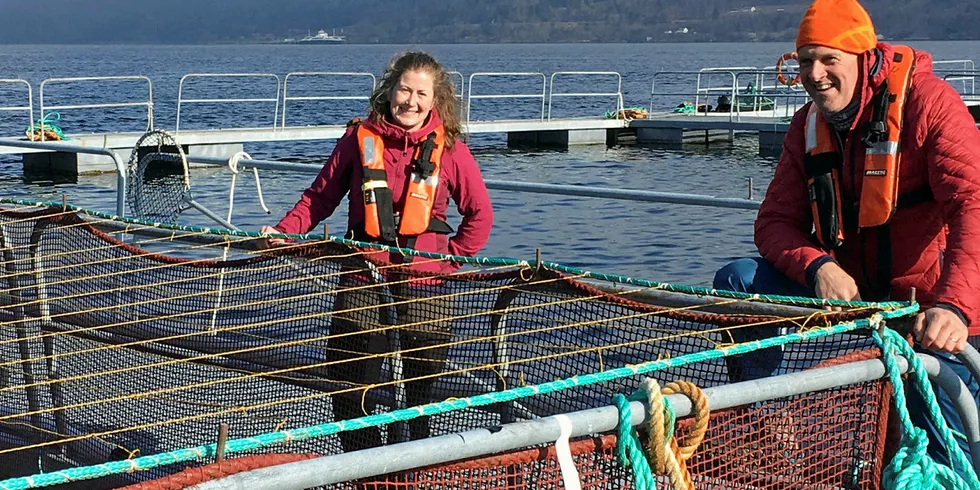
[{"xmin": 0, "ymin": 41, "xmax": 976, "ymax": 286}]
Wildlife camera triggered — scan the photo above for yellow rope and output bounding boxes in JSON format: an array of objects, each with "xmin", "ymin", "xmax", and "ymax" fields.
[
  {"xmin": 0, "ymin": 275, "xmax": 706, "ymax": 395},
  {"xmin": 0, "ymin": 290, "xmax": 850, "ymax": 405},
  {"xmin": 0, "ymin": 209, "xmax": 880, "ymax": 460},
  {"xmin": 639, "ymin": 378, "xmax": 710, "ymax": 490},
  {"xmin": 0, "ymin": 252, "xmax": 484, "ymax": 345},
  {"xmin": 0, "ymin": 302, "xmax": 820, "ymax": 458}
]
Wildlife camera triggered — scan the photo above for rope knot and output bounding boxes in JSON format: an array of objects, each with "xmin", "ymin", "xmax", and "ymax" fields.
[
  {"xmin": 614, "ymin": 378, "xmax": 709, "ymax": 490},
  {"xmin": 873, "ymin": 326, "xmax": 980, "ymax": 490}
]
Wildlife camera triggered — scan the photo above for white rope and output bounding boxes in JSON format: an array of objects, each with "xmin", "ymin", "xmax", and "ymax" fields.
[
  {"xmin": 225, "ymin": 151, "xmax": 270, "ymax": 222},
  {"xmin": 226, "ymin": 151, "xmax": 251, "ymax": 224},
  {"xmin": 554, "ymin": 414, "xmax": 583, "ymax": 490}
]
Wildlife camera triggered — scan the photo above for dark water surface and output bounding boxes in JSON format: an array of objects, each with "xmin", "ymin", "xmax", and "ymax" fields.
[{"xmin": 0, "ymin": 41, "xmax": 976, "ymax": 286}]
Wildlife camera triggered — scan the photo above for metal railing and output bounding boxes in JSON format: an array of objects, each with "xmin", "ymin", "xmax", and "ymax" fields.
[
  {"xmin": 942, "ymin": 71, "xmax": 979, "ymax": 99},
  {"xmin": 174, "ymin": 350, "xmax": 980, "ymax": 490},
  {"xmin": 466, "ymin": 72, "xmax": 547, "ymax": 127},
  {"xmin": 935, "ymin": 60, "xmax": 977, "ymax": 95},
  {"xmin": 696, "ymin": 66, "xmax": 757, "ymax": 110},
  {"xmin": 0, "ymin": 79, "xmax": 34, "ymax": 131},
  {"xmin": 0, "ymin": 139, "xmax": 126, "ymax": 216},
  {"xmin": 651, "ymin": 69, "xmax": 811, "ymax": 122},
  {"xmin": 39, "ymin": 76, "xmax": 153, "ymax": 141},
  {"xmin": 734, "ymin": 70, "xmax": 810, "ymax": 118},
  {"xmin": 176, "ymin": 73, "xmax": 281, "ymax": 132},
  {"xmin": 448, "ymin": 70, "xmax": 465, "ymax": 101},
  {"xmin": 280, "ymin": 72, "xmax": 376, "ymax": 129},
  {"xmin": 547, "ymin": 71, "xmax": 624, "ymax": 120}
]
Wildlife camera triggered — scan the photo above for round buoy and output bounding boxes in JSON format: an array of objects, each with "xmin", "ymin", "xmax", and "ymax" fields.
[{"xmin": 776, "ymin": 52, "xmax": 801, "ymax": 87}]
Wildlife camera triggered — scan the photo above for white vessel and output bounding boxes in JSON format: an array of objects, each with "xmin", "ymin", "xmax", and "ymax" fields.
[{"xmin": 287, "ymin": 29, "xmax": 346, "ymax": 44}]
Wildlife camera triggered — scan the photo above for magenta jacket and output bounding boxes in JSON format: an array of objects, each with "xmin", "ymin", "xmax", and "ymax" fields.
[{"xmin": 274, "ymin": 109, "xmax": 494, "ymax": 273}]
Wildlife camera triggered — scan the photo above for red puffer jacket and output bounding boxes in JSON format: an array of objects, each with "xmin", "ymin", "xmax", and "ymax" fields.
[{"xmin": 755, "ymin": 42, "xmax": 980, "ymax": 333}]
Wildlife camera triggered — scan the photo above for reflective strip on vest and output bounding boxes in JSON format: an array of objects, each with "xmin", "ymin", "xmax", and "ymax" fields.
[{"xmin": 803, "ymin": 45, "xmax": 917, "ymax": 243}]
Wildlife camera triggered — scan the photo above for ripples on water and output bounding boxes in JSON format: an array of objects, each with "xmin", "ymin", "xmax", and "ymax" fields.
[{"xmin": 0, "ymin": 41, "xmax": 977, "ymax": 286}]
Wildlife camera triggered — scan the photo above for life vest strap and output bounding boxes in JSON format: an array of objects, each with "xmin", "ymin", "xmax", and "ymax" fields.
[
  {"xmin": 363, "ymin": 168, "xmax": 388, "ymax": 181},
  {"xmin": 863, "ymin": 81, "xmax": 892, "ymax": 147},
  {"xmin": 413, "ymin": 133, "xmax": 438, "ymax": 180},
  {"xmin": 349, "ymin": 217, "xmax": 454, "ymax": 243}
]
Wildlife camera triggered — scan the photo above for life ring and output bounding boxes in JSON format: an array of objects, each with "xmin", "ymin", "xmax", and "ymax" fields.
[{"xmin": 776, "ymin": 51, "xmax": 801, "ymax": 87}]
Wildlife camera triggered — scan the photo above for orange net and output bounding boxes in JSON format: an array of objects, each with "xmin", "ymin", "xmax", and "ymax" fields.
[{"xmin": 340, "ymin": 379, "xmax": 890, "ymax": 490}]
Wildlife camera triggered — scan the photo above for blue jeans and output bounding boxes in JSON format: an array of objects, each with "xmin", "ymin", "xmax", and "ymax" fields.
[{"xmin": 714, "ymin": 257, "xmax": 980, "ymax": 477}]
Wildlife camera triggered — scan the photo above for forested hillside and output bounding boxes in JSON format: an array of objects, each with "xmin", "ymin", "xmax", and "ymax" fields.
[{"xmin": 0, "ymin": 0, "xmax": 975, "ymax": 43}]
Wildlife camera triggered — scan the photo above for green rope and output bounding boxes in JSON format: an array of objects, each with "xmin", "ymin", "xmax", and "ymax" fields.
[
  {"xmin": 614, "ymin": 393, "xmax": 656, "ymax": 490},
  {"xmin": 0, "ymin": 198, "xmax": 910, "ymax": 312},
  {"xmin": 874, "ymin": 328, "xmax": 980, "ymax": 490},
  {"xmin": 0, "ymin": 308, "xmax": 918, "ymax": 490},
  {"xmin": 25, "ymin": 112, "xmax": 68, "ymax": 141},
  {"xmin": 673, "ymin": 102, "xmax": 696, "ymax": 114},
  {"xmin": 613, "ymin": 383, "xmax": 679, "ymax": 490}
]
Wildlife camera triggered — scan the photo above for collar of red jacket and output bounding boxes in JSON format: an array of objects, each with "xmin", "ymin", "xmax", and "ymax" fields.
[
  {"xmin": 362, "ymin": 107, "xmax": 444, "ymax": 146},
  {"xmin": 846, "ymin": 42, "xmax": 935, "ymax": 132}
]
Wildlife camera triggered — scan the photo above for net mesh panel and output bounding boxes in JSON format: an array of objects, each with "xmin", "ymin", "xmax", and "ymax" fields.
[
  {"xmin": 345, "ymin": 379, "xmax": 889, "ymax": 490},
  {"xmin": 125, "ymin": 130, "xmax": 192, "ymax": 225},
  {"xmin": 0, "ymin": 204, "xmax": 893, "ymax": 487}
]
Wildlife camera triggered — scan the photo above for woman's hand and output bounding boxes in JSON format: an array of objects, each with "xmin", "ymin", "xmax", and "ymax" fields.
[{"xmin": 257, "ymin": 225, "xmax": 287, "ymax": 249}]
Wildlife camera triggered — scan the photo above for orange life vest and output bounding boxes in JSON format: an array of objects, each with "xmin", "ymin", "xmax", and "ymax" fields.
[
  {"xmin": 804, "ymin": 45, "xmax": 917, "ymax": 251},
  {"xmin": 356, "ymin": 124, "xmax": 452, "ymax": 243}
]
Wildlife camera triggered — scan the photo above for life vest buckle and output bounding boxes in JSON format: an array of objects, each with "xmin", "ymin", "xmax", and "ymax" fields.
[{"xmin": 863, "ymin": 121, "xmax": 887, "ymax": 146}]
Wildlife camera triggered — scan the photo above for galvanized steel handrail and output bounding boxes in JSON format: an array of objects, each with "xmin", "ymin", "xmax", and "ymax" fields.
[
  {"xmin": 941, "ymin": 71, "xmax": 979, "ymax": 96},
  {"xmin": 39, "ymin": 76, "xmax": 154, "ymax": 141},
  {"xmin": 651, "ymin": 70, "xmax": 738, "ymax": 122},
  {"xmin": 448, "ymin": 70, "xmax": 465, "ymax": 100},
  {"xmin": 0, "ymin": 139, "xmax": 127, "ymax": 216},
  {"xmin": 176, "ymin": 73, "xmax": 281, "ymax": 132},
  {"xmin": 185, "ymin": 352, "xmax": 980, "ymax": 490},
  {"xmin": 280, "ymin": 72, "xmax": 376, "ymax": 129},
  {"xmin": 733, "ymin": 70, "xmax": 811, "ymax": 118},
  {"xmin": 0, "ymin": 79, "xmax": 34, "ymax": 131},
  {"xmin": 466, "ymin": 72, "xmax": 547, "ymax": 127},
  {"xmin": 179, "ymin": 153, "xmax": 761, "ymax": 210},
  {"xmin": 546, "ymin": 71, "xmax": 624, "ymax": 120},
  {"xmin": 696, "ymin": 66, "xmax": 756, "ymax": 111},
  {"xmin": 651, "ymin": 69, "xmax": 814, "ymax": 122}
]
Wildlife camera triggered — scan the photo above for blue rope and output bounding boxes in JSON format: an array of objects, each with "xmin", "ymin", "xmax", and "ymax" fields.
[
  {"xmin": 613, "ymin": 383, "xmax": 679, "ymax": 490},
  {"xmin": 0, "ymin": 309, "xmax": 918, "ymax": 490},
  {"xmin": 874, "ymin": 328, "xmax": 980, "ymax": 490},
  {"xmin": 614, "ymin": 394, "xmax": 656, "ymax": 490},
  {"xmin": 25, "ymin": 111, "xmax": 69, "ymax": 141}
]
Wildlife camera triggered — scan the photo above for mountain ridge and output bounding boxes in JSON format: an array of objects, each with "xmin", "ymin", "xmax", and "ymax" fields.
[{"xmin": 0, "ymin": 1, "xmax": 976, "ymax": 44}]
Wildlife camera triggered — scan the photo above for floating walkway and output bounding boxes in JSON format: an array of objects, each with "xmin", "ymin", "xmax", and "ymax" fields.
[{"xmin": 0, "ymin": 64, "xmax": 977, "ymax": 173}]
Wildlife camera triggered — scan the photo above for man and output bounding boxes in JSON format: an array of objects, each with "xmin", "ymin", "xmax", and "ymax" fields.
[{"xmin": 713, "ymin": 0, "xmax": 980, "ymax": 471}]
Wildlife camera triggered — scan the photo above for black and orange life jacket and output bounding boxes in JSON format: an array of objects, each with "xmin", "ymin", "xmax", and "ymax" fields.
[
  {"xmin": 355, "ymin": 124, "xmax": 453, "ymax": 243},
  {"xmin": 803, "ymin": 46, "xmax": 938, "ymax": 299},
  {"xmin": 803, "ymin": 45, "xmax": 920, "ymax": 251}
]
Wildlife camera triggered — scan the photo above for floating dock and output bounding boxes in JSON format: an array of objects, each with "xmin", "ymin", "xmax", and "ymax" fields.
[{"xmin": 0, "ymin": 65, "xmax": 977, "ymax": 174}]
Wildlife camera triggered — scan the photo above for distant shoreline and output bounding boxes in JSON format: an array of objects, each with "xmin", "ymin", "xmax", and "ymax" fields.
[{"xmin": 2, "ymin": 38, "xmax": 980, "ymax": 46}]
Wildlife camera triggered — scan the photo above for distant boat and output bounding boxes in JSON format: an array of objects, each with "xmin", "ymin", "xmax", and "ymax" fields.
[{"xmin": 285, "ymin": 29, "xmax": 346, "ymax": 44}]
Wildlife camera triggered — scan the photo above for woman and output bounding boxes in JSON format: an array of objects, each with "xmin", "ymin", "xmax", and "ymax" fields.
[{"xmin": 261, "ymin": 51, "xmax": 493, "ymax": 451}]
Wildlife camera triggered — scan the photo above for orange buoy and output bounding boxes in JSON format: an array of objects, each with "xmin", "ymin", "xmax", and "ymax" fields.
[{"xmin": 776, "ymin": 52, "xmax": 801, "ymax": 87}]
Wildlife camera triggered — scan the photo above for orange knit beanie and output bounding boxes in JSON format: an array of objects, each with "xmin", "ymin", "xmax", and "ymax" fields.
[{"xmin": 796, "ymin": 0, "xmax": 877, "ymax": 54}]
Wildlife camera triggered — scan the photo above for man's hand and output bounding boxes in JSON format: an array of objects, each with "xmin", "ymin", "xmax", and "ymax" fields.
[
  {"xmin": 813, "ymin": 261, "xmax": 862, "ymax": 310},
  {"xmin": 913, "ymin": 307, "xmax": 969, "ymax": 354}
]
